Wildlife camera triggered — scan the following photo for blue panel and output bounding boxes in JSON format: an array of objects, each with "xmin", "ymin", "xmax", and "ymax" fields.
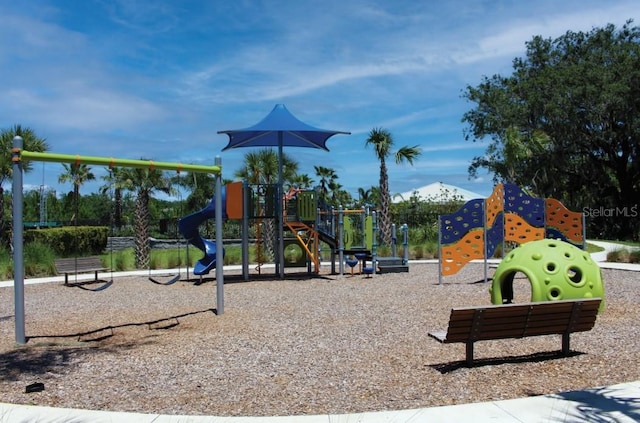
[
  {"xmin": 503, "ymin": 183, "xmax": 545, "ymax": 228},
  {"xmin": 486, "ymin": 211, "xmax": 504, "ymax": 258},
  {"xmin": 440, "ymin": 199, "xmax": 484, "ymax": 245}
]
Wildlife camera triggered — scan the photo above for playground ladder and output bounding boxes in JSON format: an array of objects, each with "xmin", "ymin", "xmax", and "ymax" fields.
[{"xmin": 284, "ymin": 220, "xmax": 320, "ymax": 273}]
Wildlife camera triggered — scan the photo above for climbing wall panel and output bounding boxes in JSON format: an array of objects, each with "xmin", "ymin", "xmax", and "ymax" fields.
[
  {"xmin": 439, "ymin": 199, "xmax": 484, "ymax": 245},
  {"xmin": 485, "ymin": 184, "xmax": 504, "ymax": 258},
  {"xmin": 440, "ymin": 229, "xmax": 485, "ymax": 276},
  {"xmin": 545, "ymin": 198, "xmax": 584, "ymax": 246},
  {"xmin": 504, "ymin": 212, "xmax": 545, "ymax": 244}
]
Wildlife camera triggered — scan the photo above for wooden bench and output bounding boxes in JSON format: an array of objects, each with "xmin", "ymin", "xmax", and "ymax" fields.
[
  {"xmin": 55, "ymin": 256, "xmax": 110, "ymax": 285},
  {"xmin": 429, "ymin": 298, "xmax": 601, "ymax": 366}
]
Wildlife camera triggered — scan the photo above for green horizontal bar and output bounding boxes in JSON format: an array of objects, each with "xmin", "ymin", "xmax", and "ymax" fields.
[{"xmin": 19, "ymin": 150, "xmax": 221, "ymax": 174}]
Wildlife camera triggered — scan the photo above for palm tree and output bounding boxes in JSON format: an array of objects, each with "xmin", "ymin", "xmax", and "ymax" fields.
[
  {"xmin": 0, "ymin": 125, "xmax": 49, "ymax": 249},
  {"xmin": 313, "ymin": 165, "xmax": 337, "ymax": 204},
  {"xmin": 99, "ymin": 167, "xmax": 128, "ymax": 231},
  {"xmin": 502, "ymin": 126, "xmax": 550, "ymax": 192},
  {"xmin": 172, "ymin": 172, "xmax": 215, "ymax": 215},
  {"xmin": 58, "ymin": 163, "xmax": 96, "ymax": 223},
  {"xmin": 289, "ymin": 173, "xmax": 315, "ymax": 190},
  {"xmin": 365, "ymin": 127, "xmax": 421, "ymax": 245},
  {"xmin": 119, "ymin": 165, "xmax": 175, "ymax": 269},
  {"xmin": 234, "ymin": 148, "xmax": 299, "ymax": 261},
  {"xmin": 356, "ymin": 187, "xmax": 372, "ymax": 208},
  {"xmin": 234, "ymin": 148, "xmax": 298, "ymax": 185}
]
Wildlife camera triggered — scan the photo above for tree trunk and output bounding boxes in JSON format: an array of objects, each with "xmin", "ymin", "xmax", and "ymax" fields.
[
  {"xmin": 261, "ymin": 218, "xmax": 276, "ymax": 262},
  {"xmin": 0, "ymin": 187, "xmax": 6, "ymax": 249},
  {"xmin": 134, "ymin": 192, "xmax": 150, "ymax": 269},
  {"xmin": 378, "ymin": 162, "xmax": 392, "ymax": 245},
  {"xmin": 114, "ymin": 188, "xmax": 122, "ymax": 230}
]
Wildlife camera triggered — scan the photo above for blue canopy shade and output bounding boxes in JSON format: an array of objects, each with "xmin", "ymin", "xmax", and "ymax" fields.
[
  {"xmin": 217, "ymin": 104, "xmax": 349, "ymax": 279},
  {"xmin": 218, "ymin": 104, "xmax": 350, "ymax": 151}
]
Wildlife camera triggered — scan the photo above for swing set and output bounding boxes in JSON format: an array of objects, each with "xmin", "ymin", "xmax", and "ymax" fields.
[{"xmin": 10, "ymin": 136, "xmax": 225, "ymax": 344}]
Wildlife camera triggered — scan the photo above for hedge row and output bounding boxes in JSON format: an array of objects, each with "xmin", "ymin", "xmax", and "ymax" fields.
[{"xmin": 25, "ymin": 226, "xmax": 108, "ymax": 257}]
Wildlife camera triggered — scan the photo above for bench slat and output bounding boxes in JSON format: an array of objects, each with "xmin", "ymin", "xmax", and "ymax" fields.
[
  {"xmin": 428, "ymin": 298, "xmax": 601, "ymax": 365},
  {"xmin": 54, "ymin": 256, "xmax": 110, "ymax": 285}
]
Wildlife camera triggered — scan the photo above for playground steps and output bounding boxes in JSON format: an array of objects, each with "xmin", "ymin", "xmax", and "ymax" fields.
[{"xmin": 376, "ymin": 257, "xmax": 409, "ymax": 273}]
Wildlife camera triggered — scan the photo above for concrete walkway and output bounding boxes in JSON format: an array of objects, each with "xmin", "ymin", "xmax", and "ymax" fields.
[
  {"xmin": 1, "ymin": 240, "xmax": 639, "ymax": 422},
  {"xmin": 0, "ymin": 380, "xmax": 638, "ymax": 422}
]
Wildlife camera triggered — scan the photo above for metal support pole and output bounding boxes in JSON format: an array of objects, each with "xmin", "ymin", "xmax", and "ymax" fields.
[
  {"xmin": 401, "ymin": 223, "xmax": 409, "ymax": 265},
  {"xmin": 277, "ymin": 134, "xmax": 284, "ymax": 278},
  {"xmin": 214, "ymin": 156, "xmax": 224, "ymax": 314},
  {"xmin": 391, "ymin": 223, "xmax": 397, "ymax": 257},
  {"xmin": 371, "ymin": 211, "xmax": 377, "ymax": 277},
  {"xmin": 242, "ymin": 182, "xmax": 249, "ymax": 280},
  {"xmin": 338, "ymin": 205, "xmax": 344, "ymax": 276},
  {"xmin": 12, "ymin": 136, "xmax": 26, "ymax": 344},
  {"xmin": 438, "ymin": 216, "xmax": 443, "ymax": 285}
]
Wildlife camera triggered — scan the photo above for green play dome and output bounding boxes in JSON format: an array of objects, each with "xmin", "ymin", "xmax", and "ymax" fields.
[{"xmin": 490, "ymin": 239, "xmax": 605, "ymax": 312}]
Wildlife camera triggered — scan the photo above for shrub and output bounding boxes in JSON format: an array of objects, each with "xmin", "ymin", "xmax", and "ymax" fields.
[
  {"xmin": 0, "ymin": 248, "xmax": 12, "ymax": 280},
  {"xmin": 23, "ymin": 241, "xmax": 57, "ymax": 277},
  {"xmin": 607, "ymin": 248, "xmax": 630, "ymax": 263}
]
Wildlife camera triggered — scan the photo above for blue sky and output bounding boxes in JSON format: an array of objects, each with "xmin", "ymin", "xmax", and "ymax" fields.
[{"xmin": 2, "ymin": 0, "xmax": 638, "ymax": 201}]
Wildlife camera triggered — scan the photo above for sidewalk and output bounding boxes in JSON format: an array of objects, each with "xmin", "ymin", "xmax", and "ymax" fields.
[{"xmin": 0, "ymin": 380, "xmax": 638, "ymax": 422}]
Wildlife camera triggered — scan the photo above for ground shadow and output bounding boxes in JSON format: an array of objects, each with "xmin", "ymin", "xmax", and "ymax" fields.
[
  {"xmin": 182, "ymin": 272, "xmax": 335, "ymax": 285},
  {"xmin": 429, "ymin": 350, "xmax": 584, "ymax": 373},
  {"xmin": 0, "ymin": 308, "xmax": 218, "ymax": 382},
  {"xmin": 550, "ymin": 385, "xmax": 640, "ymax": 422},
  {"xmin": 26, "ymin": 308, "xmax": 217, "ymax": 343}
]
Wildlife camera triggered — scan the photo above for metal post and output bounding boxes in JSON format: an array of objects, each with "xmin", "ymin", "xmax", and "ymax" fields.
[
  {"xmin": 338, "ymin": 205, "xmax": 344, "ymax": 276},
  {"xmin": 242, "ymin": 181, "xmax": 249, "ymax": 280},
  {"xmin": 371, "ymin": 211, "xmax": 377, "ymax": 278},
  {"xmin": 277, "ymin": 133, "xmax": 284, "ymax": 278},
  {"xmin": 438, "ymin": 216, "xmax": 443, "ymax": 285},
  {"xmin": 214, "ymin": 156, "xmax": 224, "ymax": 314},
  {"xmin": 12, "ymin": 136, "xmax": 26, "ymax": 344},
  {"xmin": 391, "ymin": 223, "xmax": 397, "ymax": 257},
  {"xmin": 483, "ymin": 199, "xmax": 488, "ymax": 283},
  {"xmin": 402, "ymin": 223, "xmax": 409, "ymax": 265}
]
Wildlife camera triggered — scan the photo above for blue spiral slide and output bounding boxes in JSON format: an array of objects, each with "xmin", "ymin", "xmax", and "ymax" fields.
[{"xmin": 178, "ymin": 193, "xmax": 225, "ymax": 275}]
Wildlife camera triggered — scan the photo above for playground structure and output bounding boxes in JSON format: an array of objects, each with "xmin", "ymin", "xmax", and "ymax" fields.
[
  {"xmin": 10, "ymin": 137, "xmax": 224, "ymax": 344},
  {"xmin": 438, "ymin": 183, "xmax": 586, "ymax": 285},
  {"xmin": 178, "ymin": 178, "xmax": 413, "ymax": 279},
  {"xmin": 184, "ymin": 181, "xmax": 386, "ymax": 279},
  {"xmin": 490, "ymin": 239, "xmax": 605, "ymax": 311}
]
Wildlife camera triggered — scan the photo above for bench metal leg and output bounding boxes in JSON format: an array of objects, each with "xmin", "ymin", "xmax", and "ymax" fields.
[
  {"xmin": 562, "ymin": 333, "xmax": 570, "ymax": 355},
  {"xmin": 466, "ymin": 342, "xmax": 474, "ymax": 366}
]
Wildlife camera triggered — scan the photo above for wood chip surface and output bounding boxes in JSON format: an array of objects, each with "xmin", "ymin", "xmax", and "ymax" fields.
[{"xmin": 0, "ymin": 263, "xmax": 637, "ymax": 417}]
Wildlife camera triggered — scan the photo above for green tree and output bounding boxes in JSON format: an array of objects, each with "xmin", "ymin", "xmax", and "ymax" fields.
[
  {"xmin": 234, "ymin": 148, "xmax": 299, "ymax": 261},
  {"xmin": 365, "ymin": 127, "xmax": 421, "ymax": 245},
  {"xmin": 170, "ymin": 172, "xmax": 215, "ymax": 215},
  {"xmin": 462, "ymin": 21, "xmax": 640, "ymax": 240},
  {"xmin": 58, "ymin": 163, "xmax": 95, "ymax": 223},
  {"xmin": 234, "ymin": 148, "xmax": 298, "ymax": 185},
  {"xmin": 119, "ymin": 165, "xmax": 175, "ymax": 269},
  {"xmin": 100, "ymin": 167, "xmax": 127, "ymax": 230},
  {"xmin": 0, "ymin": 125, "xmax": 49, "ymax": 249},
  {"xmin": 289, "ymin": 173, "xmax": 315, "ymax": 190},
  {"xmin": 313, "ymin": 165, "xmax": 337, "ymax": 204}
]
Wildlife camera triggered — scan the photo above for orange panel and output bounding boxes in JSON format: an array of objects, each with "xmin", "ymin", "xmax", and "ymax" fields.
[
  {"xmin": 485, "ymin": 183, "xmax": 504, "ymax": 227},
  {"xmin": 546, "ymin": 198, "xmax": 584, "ymax": 243},
  {"xmin": 441, "ymin": 229, "xmax": 485, "ymax": 276},
  {"xmin": 225, "ymin": 181, "xmax": 244, "ymax": 220},
  {"xmin": 504, "ymin": 212, "xmax": 545, "ymax": 244}
]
